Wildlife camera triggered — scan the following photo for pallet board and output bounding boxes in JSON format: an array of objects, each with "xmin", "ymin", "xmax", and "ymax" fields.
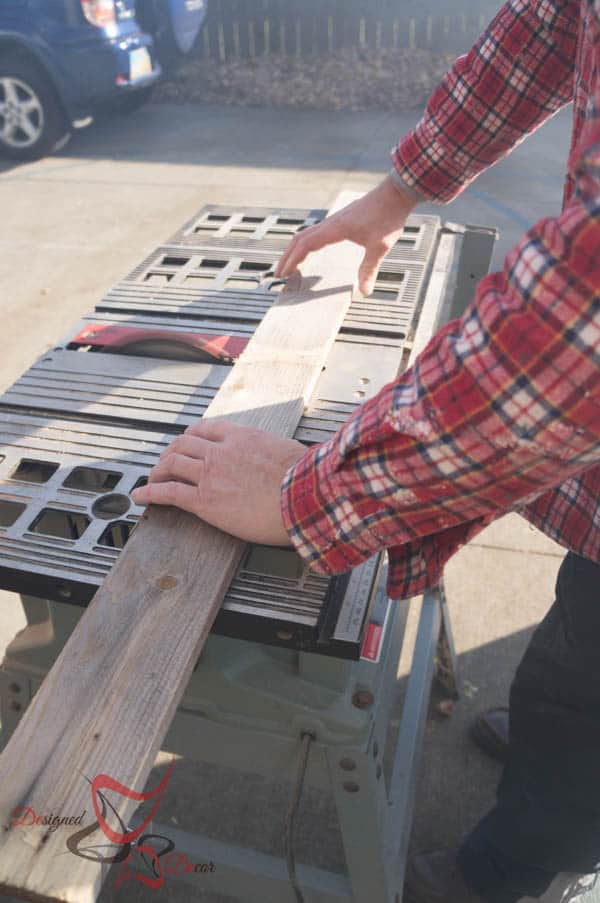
[{"xmin": 0, "ymin": 194, "xmax": 364, "ymax": 902}]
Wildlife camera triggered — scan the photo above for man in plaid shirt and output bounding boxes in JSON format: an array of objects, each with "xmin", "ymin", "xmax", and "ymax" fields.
[{"xmin": 132, "ymin": 0, "xmax": 600, "ymax": 899}]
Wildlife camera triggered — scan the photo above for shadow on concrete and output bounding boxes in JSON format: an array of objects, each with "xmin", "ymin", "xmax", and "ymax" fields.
[
  {"xmin": 85, "ymin": 623, "xmax": 539, "ymax": 903},
  {"xmin": 0, "ymin": 103, "xmax": 414, "ymax": 178},
  {"xmin": 0, "ymin": 158, "xmax": 20, "ymax": 176},
  {"xmin": 0, "ymin": 102, "xmax": 573, "ymax": 274}
]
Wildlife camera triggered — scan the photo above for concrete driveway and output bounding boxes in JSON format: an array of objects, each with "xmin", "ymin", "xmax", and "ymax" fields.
[{"xmin": 0, "ymin": 102, "xmax": 573, "ymax": 902}]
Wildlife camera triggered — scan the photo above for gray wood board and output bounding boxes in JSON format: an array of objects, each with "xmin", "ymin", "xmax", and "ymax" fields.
[{"xmin": 0, "ymin": 192, "xmax": 363, "ymax": 902}]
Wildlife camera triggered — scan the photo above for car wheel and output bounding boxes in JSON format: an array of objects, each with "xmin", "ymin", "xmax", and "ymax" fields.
[{"xmin": 0, "ymin": 56, "xmax": 71, "ymax": 161}]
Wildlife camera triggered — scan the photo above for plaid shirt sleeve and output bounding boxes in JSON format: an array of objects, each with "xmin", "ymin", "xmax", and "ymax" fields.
[
  {"xmin": 391, "ymin": 0, "xmax": 578, "ymax": 203},
  {"xmin": 281, "ymin": 112, "xmax": 600, "ymax": 598}
]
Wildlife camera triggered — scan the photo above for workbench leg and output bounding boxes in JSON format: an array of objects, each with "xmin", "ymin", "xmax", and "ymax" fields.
[
  {"xmin": 326, "ymin": 742, "xmax": 396, "ymax": 903},
  {"xmin": 0, "ymin": 595, "xmax": 79, "ymax": 747},
  {"xmin": 434, "ymin": 580, "xmax": 460, "ymax": 700},
  {"xmin": 386, "ymin": 590, "xmax": 443, "ymax": 900}
]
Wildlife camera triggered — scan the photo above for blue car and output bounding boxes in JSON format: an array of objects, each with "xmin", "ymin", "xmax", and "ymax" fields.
[{"xmin": 0, "ymin": 0, "xmax": 207, "ymax": 161}]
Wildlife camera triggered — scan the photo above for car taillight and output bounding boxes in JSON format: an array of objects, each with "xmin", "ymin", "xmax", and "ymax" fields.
[{"xmin": 80, "ymin": 0, "xmax": 117, "ymax": 28}]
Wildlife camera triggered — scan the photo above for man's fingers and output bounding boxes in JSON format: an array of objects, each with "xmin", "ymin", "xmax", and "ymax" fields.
[
  {"xmin": 148, "ymin": 452, "xmax": 204, "ymax": 486},
  {"xmin": 275, "ymin": 222, "xmax": 339, "ymax": 278},
  {"xmin": 131, "ymin": 480, "xmax": 199, "ymax": 513},
  {"xmin": 275, "ymin": 231, "xmax": 309, "ymax": 278},
  {"xmin": 158, "ymin": 434, "xmax": 211, "ymax": 461},
  {"xmin": 157, "ymin": 422, "xmax": 235, "ymax": 462},
  {"xmin": 357, "ymin": 245, "xmax": 388, "ymax": 297},
  {"xmin": 275, "ymin": 236, "xmax": 315, "ymax": 279},
  {"xmin": 184, "ymin": 419, "xmax": 233, "ymax": 442}
]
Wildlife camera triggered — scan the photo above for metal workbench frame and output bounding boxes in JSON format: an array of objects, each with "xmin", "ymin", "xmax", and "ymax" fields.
[{"xmin": 156, "ymin": 584, "xmax": 457, "ymax": 903}]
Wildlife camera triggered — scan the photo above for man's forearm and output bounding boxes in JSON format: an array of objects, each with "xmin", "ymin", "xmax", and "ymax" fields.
[
  {"xmin": 282, "ymin": 119, "xmax": 600, "ymax": 593},
  {"xmin": 392, "ymin": 0, "xmax": 578, "ymax": 203}
]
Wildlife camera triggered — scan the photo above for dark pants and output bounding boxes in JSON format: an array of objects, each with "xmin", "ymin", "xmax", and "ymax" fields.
[{"xmin": 458, "ymin": 552, "xmax": 600, "ymax": 902}]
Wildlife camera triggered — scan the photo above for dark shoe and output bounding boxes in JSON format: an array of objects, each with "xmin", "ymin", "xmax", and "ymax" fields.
[
  {"xmin": 471, "ymin": 707, "xmax": 509, "ymax": 762},
  {"xmin": 404, "ymin": 848, "xmax": 484, "ymax": 902},
  {"xmin": 404, "ymin": 848, "xmax": 598, "ymax": 902},
  {"xmin": 536, "ymin": 871, "xmax": 599, "ymax": 902}
]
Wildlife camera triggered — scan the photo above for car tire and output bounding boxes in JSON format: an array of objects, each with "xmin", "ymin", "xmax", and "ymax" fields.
[{"xmin": 0, "ymin": 54, "xmax": 71, "ymax": 161}]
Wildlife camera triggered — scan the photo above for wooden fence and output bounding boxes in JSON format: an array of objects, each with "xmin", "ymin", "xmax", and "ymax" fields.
[{"xmin": 194, "ymin": 0, "xmax": 501, "ymax": 60}]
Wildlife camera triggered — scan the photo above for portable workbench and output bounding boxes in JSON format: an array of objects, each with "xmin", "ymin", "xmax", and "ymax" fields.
[{"xmin": 0, "ymin": 203, "xmax": 496, "ymax": 903}]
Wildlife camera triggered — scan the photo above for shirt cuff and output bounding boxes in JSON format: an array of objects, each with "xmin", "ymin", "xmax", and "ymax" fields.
[
  {"xmin": 281, "ymin": 446, "xmax": 455, "ymax": 599},
  {"xmin": 280, "ymin": 441, "xmax": 385, "ymax": 576},
  {"xmin": 391, "ymin": 126, "xmax": 460, "ymax": 204},
  {"xmin": 388, "ymin": 163, "xmax": 426, "ymax": 204}
]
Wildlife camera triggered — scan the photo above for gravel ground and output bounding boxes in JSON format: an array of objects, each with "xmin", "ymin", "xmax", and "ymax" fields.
[{"xmin": 153, "ymin": 47, "xmax": 453, "ymax": 112}]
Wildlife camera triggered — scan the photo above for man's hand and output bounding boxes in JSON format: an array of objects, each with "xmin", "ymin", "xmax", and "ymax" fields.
[
  {"xmin": 275, "ymin": 175, "xmax": 417, "ymax": 296},
  {"xmin": 130, "ymin": 177, "xmax": 415, "ymax": 545},
  {"xmin": 130, "ymin": 421, "xmax": 307, "ymax": 546}
]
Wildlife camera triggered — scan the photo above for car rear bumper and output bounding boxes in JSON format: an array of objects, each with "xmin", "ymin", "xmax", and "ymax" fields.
[{"xmin": 49, "ymin": 31, "xmax": 161, "ymax": 122}]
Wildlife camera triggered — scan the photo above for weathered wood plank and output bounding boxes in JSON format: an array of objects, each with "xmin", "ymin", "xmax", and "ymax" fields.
[{"xmin": 0, "ymin": 193, "xmax": 363, "ymax": 903}]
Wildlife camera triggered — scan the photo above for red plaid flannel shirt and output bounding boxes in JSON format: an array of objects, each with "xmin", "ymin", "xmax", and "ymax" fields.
[{"xmin": 281, "ymin": 0, "xmax": 600, "ymax": 599}]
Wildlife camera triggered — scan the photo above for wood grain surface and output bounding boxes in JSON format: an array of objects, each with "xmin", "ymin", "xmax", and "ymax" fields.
[{"xmin": 0, "ymin": 193, "xmax": 362, "ymax": 902}]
